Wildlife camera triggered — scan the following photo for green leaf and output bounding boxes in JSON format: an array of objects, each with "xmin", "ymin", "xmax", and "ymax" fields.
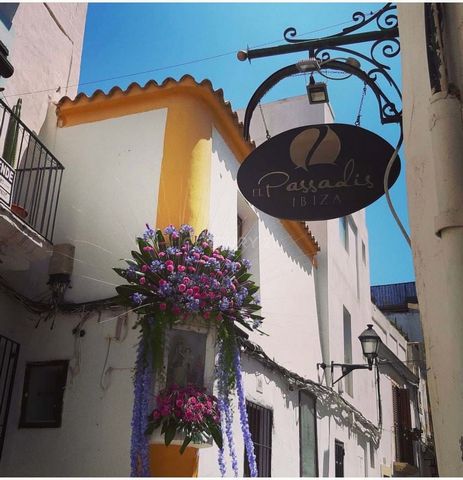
[
  {"xmin": 164, "ymin": 422, "xmax": 177, "ymax": 446},
  {"xmin": 210, "ymin": 425, "xmax": 223, "ymax": 450},
  {"xmin": 179, "ymin": 435, "xmax": 192, "ymax": 454},
  {"xmin": 155, "ymin": 229, "xmax": 166, "ymax": 246},
  {"xmin": 145, "ymin": 422, "xmax": 156, "ymax": 435},
  {"xmin": 247, "ymin": 285, "xmax": 259, "ymax": 295},
  {"xmin": 137, "ymin": 237, "xmax": 150, "ymax": 252},
  {"xmin": 115, "ymin": 284, "xmax": 153, "ymax": 298},
  {"xmin": 113, "ymin": 267, "xmax": 127, "ymax": 279},
  {"xmin": 237, "ymin": 272, "xmax": 252, "ymax": 282}
]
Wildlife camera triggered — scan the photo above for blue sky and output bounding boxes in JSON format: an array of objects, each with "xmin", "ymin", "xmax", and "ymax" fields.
[{"xmin": 79, "ymin": 2, "xmax": 414, "ymax": 286}]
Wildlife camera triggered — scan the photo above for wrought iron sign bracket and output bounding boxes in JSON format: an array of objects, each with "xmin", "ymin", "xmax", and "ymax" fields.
[{"xmin": 238, "ymin": 3, "xmax": 402, "ymax": 141}]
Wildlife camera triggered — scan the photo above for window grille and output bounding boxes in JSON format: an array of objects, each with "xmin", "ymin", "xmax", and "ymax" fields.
[
  {"xmin": 335, "ymin": 439, "xmax": 345, "ymax": 477},
  {"xmin": 244, "ymin": 401, "xmax": 272, "ymax": 477},
  {"xmin": 0, "ymin": 334, "xmax": 19, "ymax": 460}
]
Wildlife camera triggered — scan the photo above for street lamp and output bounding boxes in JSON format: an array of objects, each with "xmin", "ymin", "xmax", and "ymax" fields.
[
  {"xmin": 359, "ymin": 324, "xmax": 381, "ymax": 368},
  {"xmin": 317, "ymin": 324, "xmax": 382, "ymax": 386},
  {"xmin": 306, "ymin": 74, "xmax": 329, "ymax": 104}
]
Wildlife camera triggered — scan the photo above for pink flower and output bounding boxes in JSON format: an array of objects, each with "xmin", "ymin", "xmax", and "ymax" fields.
[
  {"xmin": 166, "ymin": 264, "xmax": 174, "ymax": 273},
  {"xmin": 176, "ymin": 399, "xmax": 184, "ymax": 408},
  {"xmin": 139, "ymin": 277, "xmax": 146, "ymax": 285},
  {"xmin": 186, "ymin": 288, "xmax": 193, "ymax": 296},
  {"xmin": 202, "ymin": 242, "xmax": 209, "ymax": 248},
  {"xmin": 178, "ymin": 284, "xmax": 186, "ymax": 292},
  {"xmin": 188, "ymin": 266, "xmax": 196, "ymax": 273},
  {"xmin": 141, "ymin": 264, "xmax": 149, "ymax": 272},
  {"xmin": 159, "ymin": 251, "xmax": 166, "ymax": 257},
  {"xmin": 172, "ymin": 305, "xmax": 181, "ymax": 315},
  {"xmin": 178, "ymin": 265, "xmax": 186, "ymax": 272},
  {"xmin": 159, "ymin": 303, "xmax": 167, "ymax": 311},
  {"xmin": 153, "ymin": 410, "xmax": 161, "ymax": 420},
  {"xmin": 188, "ymin": 397, "xmax": 197, "ymax": 405},
  {"xmin": 192, "ymin": 286, "xmax": 200, "ymax": 294},
  {"xmin": 165, "ymin": 260, "xmax": 174, "ymax": 266},
  {"xmin": 143, "ymin": 246, "xmax": 154, "ymax": 252},
  {"xmin": 159, "ymin": 279, "xmax": 167, "ymax": 286},
  {"xmin": 203, "ymin": 311, "xmax": 211, "ymax": 319},
  {"xmin": 183, "ymin": 277, "xmax": 191, "ymax": 284}
]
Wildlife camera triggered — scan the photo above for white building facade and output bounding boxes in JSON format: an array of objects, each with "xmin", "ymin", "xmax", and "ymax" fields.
[{"xmin": 0, "ymin": 6, "xmax": 431, "ymax": 476}]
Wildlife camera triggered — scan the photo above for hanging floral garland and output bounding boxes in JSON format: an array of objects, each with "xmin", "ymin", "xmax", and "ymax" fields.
[{"xmin": 114, "ymin": 224, "xmax": 263, "ymax": 477}]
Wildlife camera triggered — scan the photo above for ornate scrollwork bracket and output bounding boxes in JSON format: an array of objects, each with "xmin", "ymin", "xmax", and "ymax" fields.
[{"xmin": 238, "ymin": 3, "xmax": 401, "ymax": 138}]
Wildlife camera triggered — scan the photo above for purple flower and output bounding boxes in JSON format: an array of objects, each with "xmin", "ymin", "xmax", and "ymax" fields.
[
  {"xmin": 131, "ymin": 293, "xmax": 147, "ymax": 305},
  {"xmin": 217, "ymin": 346, "xmax": 239, "ymax": 477},
  {"xmin": 219, "ymin": 298, "xmax": 230, "ymax": 311},
  {"xmin": 164, "ymin": 224, "xmax": 177, "ymax": 235},
  {"xmin": 179, "ymin": 224, "xmax": 194, "ymax": 235},
  {"xmin": 130, "ymin": 341, "xmax": 152, "ymax": 477},
  {"xmin": 143, "ymin": 224, "xmax": 155, "ymax": 241},
  {"xmin": 242, "ymin": 258, "xmax": 251, "ymax": 269},
  {"xmin": 233, "ymin": 345, "xmax": 258, "ymax": 477}
]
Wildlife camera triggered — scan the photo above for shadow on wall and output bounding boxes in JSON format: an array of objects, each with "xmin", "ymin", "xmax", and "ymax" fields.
[
  {"xmin": 316, "ymin": 390, "xmax": 380, "ymax": 448},
  {"xmin": 213, "ymin": 143, "xmax": 314, "ymax": 276}
]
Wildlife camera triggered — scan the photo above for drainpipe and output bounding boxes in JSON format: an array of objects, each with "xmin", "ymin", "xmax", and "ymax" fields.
[{"xmin": 424, "ymin": 4, "xmax": 463, "ymax": 475}]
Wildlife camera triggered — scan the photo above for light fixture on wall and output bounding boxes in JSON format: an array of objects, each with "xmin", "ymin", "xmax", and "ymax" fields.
[
  {"xmin": 317, "ymin": 324, "xmax": 382, "ymax": 386},
  {"xmin": 306, "ymin": 74, "xmax": 329, "ymax": 104}
]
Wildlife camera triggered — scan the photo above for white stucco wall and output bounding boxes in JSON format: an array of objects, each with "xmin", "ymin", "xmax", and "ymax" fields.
[
  {"xmin": 0, "ymin": 3, "xmax": 87, "ymax": 133},
  {"xmin": 9, "ymin": 108, "xmax": 167, "ymax": 302},
  {"xmin": 0, "ymin": 305, "xmax": 139, "ymax": 477},
  {"xmin": 209, "ymin": 127, "xmax": 322, "ymax": 379},
  {"xmin": 0, "ymin": 92, "xmax": 423, "ymax": 477},
  {"xmin": 398, "ymin": 4, "xmax": 463, "ymax": 474}
]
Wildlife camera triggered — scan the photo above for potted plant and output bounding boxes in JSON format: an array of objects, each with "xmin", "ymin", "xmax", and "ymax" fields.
[{"xmin": 146, "ymin": 384, "xmax": 222, "ymax": 453}]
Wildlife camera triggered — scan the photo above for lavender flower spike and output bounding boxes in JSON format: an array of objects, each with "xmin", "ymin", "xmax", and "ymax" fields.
[
  {"xmin": 233, "ymin": 344, "xmax": 258, "ymax": 477},
  {"xmin": 130, "ymin": 340, "xmax": 152, "ymax": 477},
  {"xmin": 217, "ymin": 345, "xmax": 239, "ymax": 477}
]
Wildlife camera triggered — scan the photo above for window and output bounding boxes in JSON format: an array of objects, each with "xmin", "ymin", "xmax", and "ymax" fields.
[
  {"xmin": 19, "ymin": 360, "xmax": 68, "ymax": 428},
  {"xmin": 335, "ymin": 440, "xmax": 345, "ymax": 477},
  {"xmin": 339, "ymin": 217, "xmax": 349, "ymax": 251},
  {"xmin": 299, "ymin": 391, "xmax": 318, "ymax": 477},
  {"xmin": 244, "ymin": 401, "xmax": 272, "ymax": 477},
  {"xmin": 392, "ymin": 386, "xmax": 414, "ymax": 465},
  {"xmin": 343, "ymin": 307, "xmax": 353, "ymax": 397}
]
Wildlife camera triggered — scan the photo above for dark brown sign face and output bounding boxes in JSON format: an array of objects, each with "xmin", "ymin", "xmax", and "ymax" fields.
[{"xmin": 237, "ymin": 124, "xmax": 401, "ymax": 221}]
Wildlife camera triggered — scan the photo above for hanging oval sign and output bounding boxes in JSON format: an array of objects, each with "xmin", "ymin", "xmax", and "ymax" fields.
[{"xmin": 237, "ymin": 123, "xmax": 400, "ymax": 221}]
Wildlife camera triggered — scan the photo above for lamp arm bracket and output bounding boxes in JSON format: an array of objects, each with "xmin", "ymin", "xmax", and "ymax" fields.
[{"xmin": 331, "ymin": 362, "xmax": 371, "ymax": 386}]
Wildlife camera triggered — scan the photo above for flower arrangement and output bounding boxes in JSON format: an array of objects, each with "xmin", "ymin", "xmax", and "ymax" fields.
[
  {"xmin": 114, "ymin": 223, "xmax": 263, "ymax": 378},
  {"xmin": 146, "ymin": 384, "xmax": 222, "ymax": 454},
  {"xmin": 115, "ymin": 224, "xmax": 262, "ymax": 477}
]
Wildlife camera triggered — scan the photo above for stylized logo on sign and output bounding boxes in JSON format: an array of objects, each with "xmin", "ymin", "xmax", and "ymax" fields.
[{"xmin": 237, "ymin": 123, "xmax": 400, "ymax": 221}]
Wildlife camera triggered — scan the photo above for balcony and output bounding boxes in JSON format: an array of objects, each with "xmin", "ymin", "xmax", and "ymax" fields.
[{"xmin": 0, "ymin": 99, "xmax": 64, "ymax": 270}]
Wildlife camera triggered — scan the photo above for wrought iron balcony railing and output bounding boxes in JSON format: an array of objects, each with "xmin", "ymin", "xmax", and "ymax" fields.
[{"xmin": 0, "ymin": 99, "xmax": 64, "ymax": 243}]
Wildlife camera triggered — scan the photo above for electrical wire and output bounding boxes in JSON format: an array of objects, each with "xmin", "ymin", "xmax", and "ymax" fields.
[
  {"xmin": 384, "ymin": 129, "xmax": 412, "ymax": 247},
  {"xmin": 2, "ymin": 11, "xmax": 380, "ymax": 99},
  {"xmin": 100, "ymin": 337, "xmax": 112, "ymax": 391}
]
